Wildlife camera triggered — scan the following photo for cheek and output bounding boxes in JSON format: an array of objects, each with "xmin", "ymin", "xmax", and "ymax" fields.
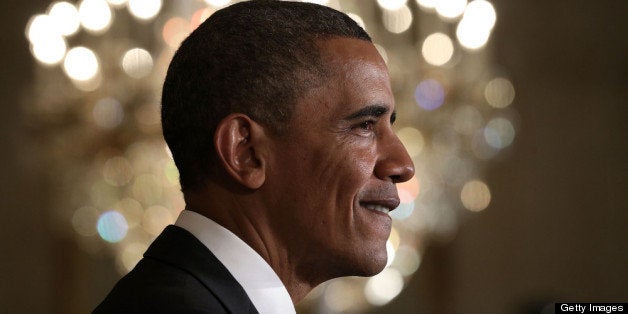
[{"xmin": 313, "ymin": 144, "xmax": 377, "ymax": 195}]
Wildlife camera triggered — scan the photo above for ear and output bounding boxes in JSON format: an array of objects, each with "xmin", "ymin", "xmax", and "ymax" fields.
[{"xmin": 214, "ymin": 114, "xmax": 267, "ymax": 189}]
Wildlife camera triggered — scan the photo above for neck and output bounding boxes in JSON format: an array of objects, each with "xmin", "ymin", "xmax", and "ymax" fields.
[{"xmin": 184, "ymin": 186, "xmax": 323, "ymax": 304}]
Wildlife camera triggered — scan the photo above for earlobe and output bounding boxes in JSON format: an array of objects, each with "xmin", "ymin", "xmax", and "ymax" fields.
[{"xmin": 214, "ymin": 114, "xmax": 266, "ymax": 189}]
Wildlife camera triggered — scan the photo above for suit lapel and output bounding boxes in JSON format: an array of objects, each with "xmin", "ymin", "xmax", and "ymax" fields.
[{"xmin": 144, "ymin": 225, "xmax": 259, "ymax": 314}]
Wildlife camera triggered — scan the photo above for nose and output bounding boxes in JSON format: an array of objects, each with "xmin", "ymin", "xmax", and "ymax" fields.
[{"xmin": 374, "ymin": 131, "xmax": 415, "ymax": 183}]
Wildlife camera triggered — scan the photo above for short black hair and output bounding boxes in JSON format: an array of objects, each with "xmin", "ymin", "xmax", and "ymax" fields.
[{"xmin": 161, "ymin": 0, "xmax": 371, "ymax": 191}]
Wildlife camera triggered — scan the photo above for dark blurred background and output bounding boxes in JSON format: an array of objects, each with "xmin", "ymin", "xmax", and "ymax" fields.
[{"xmin": 1, "ymin": 0, "xmax": 626, "ymax": 313}]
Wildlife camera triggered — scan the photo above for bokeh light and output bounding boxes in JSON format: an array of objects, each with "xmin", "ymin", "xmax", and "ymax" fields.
[
  {"xmin": 122, "ymin": 48, "xmax": 154, "ymax": 78},
  {"xmin": 63, "ymin": 46, "xmax": 99, "ymax": 81},
  {"xmin": 485, "ymin": 77, "xmax": 515, "ymax": 108},
  {"xmin": 397, "ymin": 127, "xmax": 425, "ymax": 158},
  {"xmin": 163, "ymin": 17, "xmax": 191, "ymax": 49},
  {"xmin": 456, "ymin": 18, "xmax": 490, "ymax": 49},
  {"xmin": 435, "ymin": 0, "xmax": 467, "ymax": 20},
  {"xmin": 414, "ymin": 79, "xmax": 445, "ymax": 110},
  {"xmin": 26, "ymin": 14, "xmax": 61, "ymax": 44},
  {"xmin": 460, "ymin": 180, "xmax": 491, "ymax": 211},
  {"xmin": 386, "ymin": 240, "xmax": 396, "ymax": 267},
  {"xmin": 452, "ymin": 105, "xmax": 483, "ymax": 136},
  {"xmin": 128, "ymin": 0, "xmax": 162, "ymax": 20},
  {"xmin": 103, "ymin": 156, "xmax": 134, "ymax": 187},
  {"xmin": 347, "ymin": 12, "xmax": 366, "ymax": 30},
  {"xmin": 78, "ymin": 0, "xmax": 112, "ymax": 33},
  {"xmin": 205, "ymin": 0, "xmax": 231, "ymax": 7},
  {"xmin": 324, "ymin": 280, "xmax": 361, "ymax": 312},
  {"xmin": 382, "ymin": 5, "xmax": 413, "ymax": 34},
  {"xmin": 132, "ymin": 173, "xmax": 163, "ymax": 206},
  {"xmin": 377, "ymin": 0, "xmax": 408, "ymax": 10},
  {"xmin": 93, "ymin": 97, "xmax": 124, "ymax": 129},
  {"xmin": 72, "ymin": 206, "xmax": 99, "ymax": 236},
  {"xmin": 106, "ymin": 0, "xmax": 128, "ymax": 7},
  {"xmin": 392, "ymin": 245, "xmax": 421, "ymax": 276},
  {"xmin": 113, "ymin": 198, "xmax": 143, "ymax": 228},
  {"xmin": 31, "ymin": 36, "xmax": 67, "ymax": 65},
  {"xmin": 364, "ymin": 268, "xmax": 404, "ymax": 305},
  {"xmin": 190, "ymin": 8, "xmax": 214, "ymax": 30},
  {"xmin": 97, "ymin": 210, "xmax": 129, "ymax": 243},
  {"xmin": 464, "ymin": 0, "xmax": 497, "ymax": 30},
  {"xmin": 422, "ymin": 32, "xmax": 454, "ymax": 66},
  {"xmin": 416, "ymin": 0, "xmax": 437, "ymax": 10},
  {"xmin": 48, "ymin": 2, "xmax": 81, "ymax": 36},
  {"xmin": 142, "ymin": 205, "xmax": 173, "ymax": 236},
  {"xmin": 454, "ymin": 0, "xmax": 496, "ymax": 50},
  {"xmin": 483, "ymin": 117, "xmax": 515, "ymax": 149},
  {"xmin": 119, "ymin": 242, "xmax": 148, "ymax": 272}
]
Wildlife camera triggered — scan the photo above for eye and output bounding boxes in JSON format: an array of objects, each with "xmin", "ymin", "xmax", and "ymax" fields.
[{"xmin": 356, "ymin": 120, "xmax": 375, "ymax": 131}]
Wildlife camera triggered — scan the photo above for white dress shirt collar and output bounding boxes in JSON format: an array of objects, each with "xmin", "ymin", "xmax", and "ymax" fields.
[{"xmin": 175, "ymin": 210, "xmax": 296, "ymax": 314}]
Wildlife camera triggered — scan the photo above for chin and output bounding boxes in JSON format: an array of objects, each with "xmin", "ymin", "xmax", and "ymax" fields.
[{"xmin": 346, "ymin": 249, "xmax": 389, "ymax": 277}]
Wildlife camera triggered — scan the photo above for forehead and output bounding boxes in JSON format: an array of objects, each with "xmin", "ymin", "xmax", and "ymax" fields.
[{"xmin": 294, "ymin": 38, "xmax": 393, "ymax": 120}]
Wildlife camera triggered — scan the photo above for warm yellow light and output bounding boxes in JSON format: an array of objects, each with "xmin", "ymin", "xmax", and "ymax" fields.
[
  {"xmin": 191, "ymin": 8, "xmax": 214, "ymax": 30},
  {"xmin": 142, "ymin": 205, "xmax": 173, "ymax": 236},
  {"xmin": 48, "ymin": 2, "xmax": 80, "ymax": 36},
  {"xmin": 113, "ymin": 198, "xmax": 143, "ymax": 228},
  {"xmin": 452, "ymin": 105, "xmax": 483, "ymax": 135},
  {"xmin": 128, "ymin": 0, "xmax": 162, "ymax": 20},
  {"xmin": 364, "ymin": 268, "xmax": 404, "ymax": 305},
  {"xmin": 456, "ymin": 18, "xmax": 490, "ymax": 49},
  {"xmin": 436, "ymin": 0, "xmax": 467, "ymax": 20},
  {"xmin": 346, "ymin": 12, "xmax": 366, "ymax": 30},
  {"xmin": 204, "ymin": 0, "xmax": 231, "ymax": 7},
  {"xmin": 464, "ymin": 0, "xmax": 497, "ymax": 30},
  {"xmin": 416, "ymin": 0, "xmax": 437, "ymax": 9},
  {"xmin": 106, "ymin": 0, "xmax": 128, "ymax": 7},
  {"xmin": 461, "ymin": 180, "xmax": 491, "ymax": 211},
  {"xmin": 78, "ymin": 0, "xmax": 112, "ymax": 33},
  {"xmin": 26, "ymin": 14, "xmax": 61, "ymax": 44},
  {"xmin": 374, "ymin": 43, "xmax": 388, "ymax": 64},
  {"xmin": 63, "ymin": 46, "xmax": 99, "ymax": 81},
  {"xmin": 385, "ymin": 240, "xmax": 396, "ymax": 267},
  {"xmin": 72, "ymin": 206, "xmax": 99, "ymax": 236},
  {"xmin": 324, "ymin": 280, "xmax": 359, "ymax": 312},
  {"xmin": 103, "ymin": 156, "xmax": 133, "ymax": 186},
  {"xmin": 163, "ymin": 17, "xmax": 191, "ymax": 49},
  {"xmin": 485, "ymin": 77, "xmax": 515, "ymax": 108},
  {"xmin": 122, "ymin": 48, "xmax": 154, "ymax": 78},
  {"xmin": 119, "ymin": 242, "xmax": 148, "ymax": 273},
  {"xmin": 397, "ymin": 127, "xmax": 425, "ymax": 157},
  {"xmin": 132, "ymin": 174, "xmax": 162, "ymax": 205},
  {"xmin": 382, "ymin": 5, "xmax": 413, "ymax": 34},
  {"xmin": 422, "ymin": 32, "xmax": 454, "ymax": 66},
  {"xmin": 392, "ymin": 245, "xmax": 421, "ymax": 276},
  {"xmin": 377, "ymin": 0, "xmax": 408, "ymax": 10},
  {"xmin": 31, "ymin": 36, "xmax": 67, "ymax": 65}
]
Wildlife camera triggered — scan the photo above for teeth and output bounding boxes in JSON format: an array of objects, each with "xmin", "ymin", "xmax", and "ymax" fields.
[{"xmin": 364, "ymin": 204, "xmax": 390, "ymax": 214}]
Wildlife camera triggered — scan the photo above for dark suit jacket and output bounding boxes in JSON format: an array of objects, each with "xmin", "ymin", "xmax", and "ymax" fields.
[{"xmin": 94, "ymin": 225, "xmax": 259, "ymax": 313}]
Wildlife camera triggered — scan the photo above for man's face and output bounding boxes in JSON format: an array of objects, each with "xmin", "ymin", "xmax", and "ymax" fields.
[{"xmin": 263, "ymin": 38, "xmax": 414, "ymax": 281}]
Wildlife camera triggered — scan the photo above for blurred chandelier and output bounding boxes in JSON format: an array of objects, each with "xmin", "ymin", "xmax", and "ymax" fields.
[{"xmin": 25, "ymin": 0, "xmax": 517, "ymax": 312}]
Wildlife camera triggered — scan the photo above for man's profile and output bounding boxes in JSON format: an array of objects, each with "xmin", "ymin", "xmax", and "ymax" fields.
[{"xmin": 94, "ymin": 0, "xmax": 414, "ymax": 313}]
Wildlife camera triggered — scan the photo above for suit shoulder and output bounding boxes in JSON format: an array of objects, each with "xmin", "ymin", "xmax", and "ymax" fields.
[{"xmin": 93, "ymin": 257, "xmax": 227, "ymax": 314}]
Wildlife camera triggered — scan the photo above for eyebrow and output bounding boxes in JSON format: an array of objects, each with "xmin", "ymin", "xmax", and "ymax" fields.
[{"xmin": 344, "ymin": 105, "xmax": 397, "ymax": 124}]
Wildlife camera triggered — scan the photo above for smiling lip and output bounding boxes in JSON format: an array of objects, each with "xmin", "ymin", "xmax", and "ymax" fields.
[{"xmin": 359, "ymin": 198, "xmax": 400, "ymax": 215}]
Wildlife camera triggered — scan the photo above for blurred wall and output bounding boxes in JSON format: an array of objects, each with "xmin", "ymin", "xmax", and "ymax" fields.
[{"xmin": 1, "ymin": 1, "xmax": 626, "ymax": 313}]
